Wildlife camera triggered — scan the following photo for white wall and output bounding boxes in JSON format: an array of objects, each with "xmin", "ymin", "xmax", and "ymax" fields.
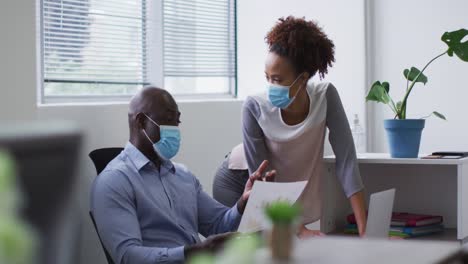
[
  {"xmin": 368, "ymin": 0, "xmax": 468, "ymax": 153},
  {"xmin": 0, "ymin": 0, "xmax": 37, "ymax": 122},
  {"xmin": 1, "ymin": 0, "xmax": 366, "ymax": 263}
]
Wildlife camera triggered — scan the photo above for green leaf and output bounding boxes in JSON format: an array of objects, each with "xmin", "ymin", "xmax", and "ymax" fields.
[
  {"xmin": 221, "ymin": 234, "xmax": 261, "ymax": 263},
  {"xmin": 441, "ymin": 29, "xmax": 468, "ymax": 62},
  {"xmin": 433, "ymin": 111, "xmax": 446, "ymax": 120},
  {"xmin": 187, "ymin": 253, "xmax": 214, "ymax": 264},
  {"xmin": 382, "ymin": 81, "xmax": 390, "ymax": 93},
  {"xmin": 403, "ymin": 67, "xmax": 428, "ymax": 85},
  {"xmin": 265, "ymin": 201, "xmax": 300, "ymax": 224},
  {"xmin": 366, "ymin": 81, "xmax": 391, "ymax": 104},
  {"xmin": 0, "ymin": 151, "xmax": 16, "ymax": 195}
]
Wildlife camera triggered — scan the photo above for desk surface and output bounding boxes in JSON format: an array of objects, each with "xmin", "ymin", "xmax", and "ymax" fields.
[
  {"xmin": 324, "ymin": 153, "xmax": 468, "ymax": 165},
  {"xmin": 255, "ymin": 236, "xmax": 460, "ymax": 264}
]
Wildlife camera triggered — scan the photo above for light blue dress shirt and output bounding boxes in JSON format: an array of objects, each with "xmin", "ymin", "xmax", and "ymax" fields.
[{"xmin": 91, "ymin": 142, "xmax": 242, "ymax": 264}]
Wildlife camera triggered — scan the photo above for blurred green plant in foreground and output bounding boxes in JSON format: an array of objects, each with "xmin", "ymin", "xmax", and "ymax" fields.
[
  {"xmin": 0, "ymin": 151, "xmax": 36, "ymax": 264},
  {"xmin": 188, "ymin": 233, "xmax": 261, "ymax": 264}
]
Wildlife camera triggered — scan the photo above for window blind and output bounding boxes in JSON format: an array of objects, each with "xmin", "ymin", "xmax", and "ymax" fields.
[
  {"xmin": 42, "ymin": 0, "xmax": 147, "ymax": 85},
  {"xmin": 162, "ymin": 0, "xmax": 236, "ymax": 78}
]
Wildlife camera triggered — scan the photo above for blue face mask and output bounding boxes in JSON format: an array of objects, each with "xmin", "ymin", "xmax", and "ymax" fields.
[
  {"xmin": 267, "ymin": 73, "xmax": 304, "ymax": 108},
  {"xmin": 142, "ymin": 114, "xmax": 181, "ymax": 160}
]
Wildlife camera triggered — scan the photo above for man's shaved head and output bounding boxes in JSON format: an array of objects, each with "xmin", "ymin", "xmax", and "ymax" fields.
[
  {"xmin": 129, "ymin": 87, "xmax": 174, "ymax": 116},
  {"xmin": 128, "ymin": 87, "xmax": 180, "ymax": 153}
]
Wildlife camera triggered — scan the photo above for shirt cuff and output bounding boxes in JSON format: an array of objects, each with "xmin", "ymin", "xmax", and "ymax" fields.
[
  {"xmin": 233, "ymin": 202, "xmax": 242, "ymax": 217},
  {"xmin": 168, "ymin": 246, "xmax": 185, "ymax": 262},
  {"xmin": 231, "ymin": 203, "xmax": 243, "ymax": 230}
]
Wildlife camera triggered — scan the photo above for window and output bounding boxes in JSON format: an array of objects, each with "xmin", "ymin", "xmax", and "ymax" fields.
[
  {"xmin": 162, "ymin": 0, "xmax": 236, "ymax": 97},
  {"xmin": 39, "ymin": 0, "xmax": 237, "ymax": 103},
  {"xmin": 41, "ymin": 0, "xmax": 148, "ymax": 102}
]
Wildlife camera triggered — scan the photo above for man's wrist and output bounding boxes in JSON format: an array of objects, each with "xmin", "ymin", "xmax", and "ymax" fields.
[
  {"xmin": 237, "ymin": 196, "xmax": 247, "ymax": 214},
  {"xmin": 169, "ymin": 246, "xmax": 186, "ymax": 262}
]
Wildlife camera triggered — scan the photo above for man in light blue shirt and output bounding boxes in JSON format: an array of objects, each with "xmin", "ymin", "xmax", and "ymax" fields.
[{"xmin": 91, "ymin": 87, "xmax": 275, "ymax": 264}]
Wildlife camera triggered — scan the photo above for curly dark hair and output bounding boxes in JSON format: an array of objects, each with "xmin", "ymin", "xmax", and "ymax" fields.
[{"xmin": 265, "ymin": 16, "xmax": 335, "ymax": 79}]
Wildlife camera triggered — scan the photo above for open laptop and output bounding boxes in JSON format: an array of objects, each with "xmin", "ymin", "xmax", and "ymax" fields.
[{"xmin": 365, "ymin": 188, "xmax": 396, "ymax": 239}]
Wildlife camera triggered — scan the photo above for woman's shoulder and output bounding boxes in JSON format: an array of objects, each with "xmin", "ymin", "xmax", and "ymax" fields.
[
  {"xmin": 243, "ymin": 93, "xmax": 274, "ymax": 119},
  {"xmin": 244, "ymin": 95, "xmax": 260, "ymax": 109},
  {"xmin": 244, "ymin": 93, "xmax": 270, "ymax": 108},
  {"xmin": 308, "ymin": 81, "xmax": 336, "ymax": 96},
  {"xmin": 307, "ymin": 82, "xmax": 341, "ymax": 108}
]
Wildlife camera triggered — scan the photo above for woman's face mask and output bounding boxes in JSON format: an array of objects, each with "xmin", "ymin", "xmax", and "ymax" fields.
[{"xmin": 267, "ymin": 73, "xmax": 304, "ymax": 108}]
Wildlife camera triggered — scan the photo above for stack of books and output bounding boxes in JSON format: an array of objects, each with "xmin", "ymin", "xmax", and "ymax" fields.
[{"xmin": 345, "ymin": 212, "xmax": 444, "ymax": 238}]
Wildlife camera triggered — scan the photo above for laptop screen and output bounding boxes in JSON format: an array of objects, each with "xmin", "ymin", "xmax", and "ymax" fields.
[{"xmin": 366, "ymin": 188, "xmax": 396, "ymax": 239}]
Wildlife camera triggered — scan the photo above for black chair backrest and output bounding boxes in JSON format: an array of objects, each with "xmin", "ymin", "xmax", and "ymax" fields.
[
  {"xmin": 89, "ymin": 147, "xmax": 123, "ymax": 264},
  {"xmin": 89, "ymin": 147, "xmax": 123, "ymax": 174}
]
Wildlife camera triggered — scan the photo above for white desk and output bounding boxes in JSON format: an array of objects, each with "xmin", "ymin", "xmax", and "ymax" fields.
[
  {"xmin": 321, "ymin": 153, "xmax": 468, "ymax": 243},
  {"xmin": 255, "ymin": 237, "xmax": 460, "ymax": 264}
]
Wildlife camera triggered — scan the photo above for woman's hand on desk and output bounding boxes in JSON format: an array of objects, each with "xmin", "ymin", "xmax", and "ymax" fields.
[
  {"xmin": 349, "ymin": 191, "xmax": 367, "ymax": 237},
  {"xmin": 297, "ymin": 225, "xmax": 326, "ymax": 239}
]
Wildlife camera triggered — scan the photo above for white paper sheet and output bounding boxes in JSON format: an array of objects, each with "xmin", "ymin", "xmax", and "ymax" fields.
[{"xmin": 238, "ymin": 181, "xmax": 308, "ymax": 233}]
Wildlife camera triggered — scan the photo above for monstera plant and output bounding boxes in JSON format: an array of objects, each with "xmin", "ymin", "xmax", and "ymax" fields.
[
  {"xmin": 365, "ymin": 29, "xmax": 468, "ymax": 158},
  {"xmin": 366, "ymin": 29, "xmax": 468, "ymax": 119}
]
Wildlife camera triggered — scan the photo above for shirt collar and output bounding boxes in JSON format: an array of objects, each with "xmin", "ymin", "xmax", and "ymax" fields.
[{"xmin": 124, "ymin": 142, "xmax": 176, "ymax": 173}]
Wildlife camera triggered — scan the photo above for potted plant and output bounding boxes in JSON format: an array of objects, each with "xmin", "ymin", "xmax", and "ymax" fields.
[
  {"xmin": 366, "ymin": 29, "xmax": 468, "ymax": 158},
  {"xmin": 265, "ymin": 201, "xmax": 300, "ymax": 260}
]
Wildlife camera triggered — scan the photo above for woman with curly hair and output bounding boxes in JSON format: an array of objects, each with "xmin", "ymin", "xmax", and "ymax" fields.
[{"xmin": 213, "ymin": 16, "xmax": 366, "ymax": 238}]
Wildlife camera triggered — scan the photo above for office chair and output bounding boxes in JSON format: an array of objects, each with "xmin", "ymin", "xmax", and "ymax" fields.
[
  {"xmin": 88, "ymin": 147, "xmax": 123, "ymax": 264},
  {"xmin": 89, "ymin": 148, "xmax": 123, "ymax": 174}
]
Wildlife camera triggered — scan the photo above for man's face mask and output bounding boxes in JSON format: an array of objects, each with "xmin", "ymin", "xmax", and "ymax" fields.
[{"xmin": 142, "ymin": 114, "xmax": 181, "ymax": 160}]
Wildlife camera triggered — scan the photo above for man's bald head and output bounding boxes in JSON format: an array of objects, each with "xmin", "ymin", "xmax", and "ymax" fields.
[
  {"xmin": 128, "ymin": 86, "xmax": 179, "ymax": 140},
  {"xmin": 129, "ymin": 87, "xmax": 174, "ymax": 116}
]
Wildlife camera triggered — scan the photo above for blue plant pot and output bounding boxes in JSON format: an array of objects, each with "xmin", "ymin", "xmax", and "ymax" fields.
[{"xmin": 384, "ymin": 119, "xmax": 425, "ymax": 158}]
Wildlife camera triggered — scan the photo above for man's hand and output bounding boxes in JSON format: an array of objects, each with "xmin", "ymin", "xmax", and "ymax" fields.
[
  {"xmin": 184, "ymin": 232, "xmax": 237, "ymax": 258},
  {"xmin": 237, "ymin": 160, "xmax": 276, "ymax": 214}
]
